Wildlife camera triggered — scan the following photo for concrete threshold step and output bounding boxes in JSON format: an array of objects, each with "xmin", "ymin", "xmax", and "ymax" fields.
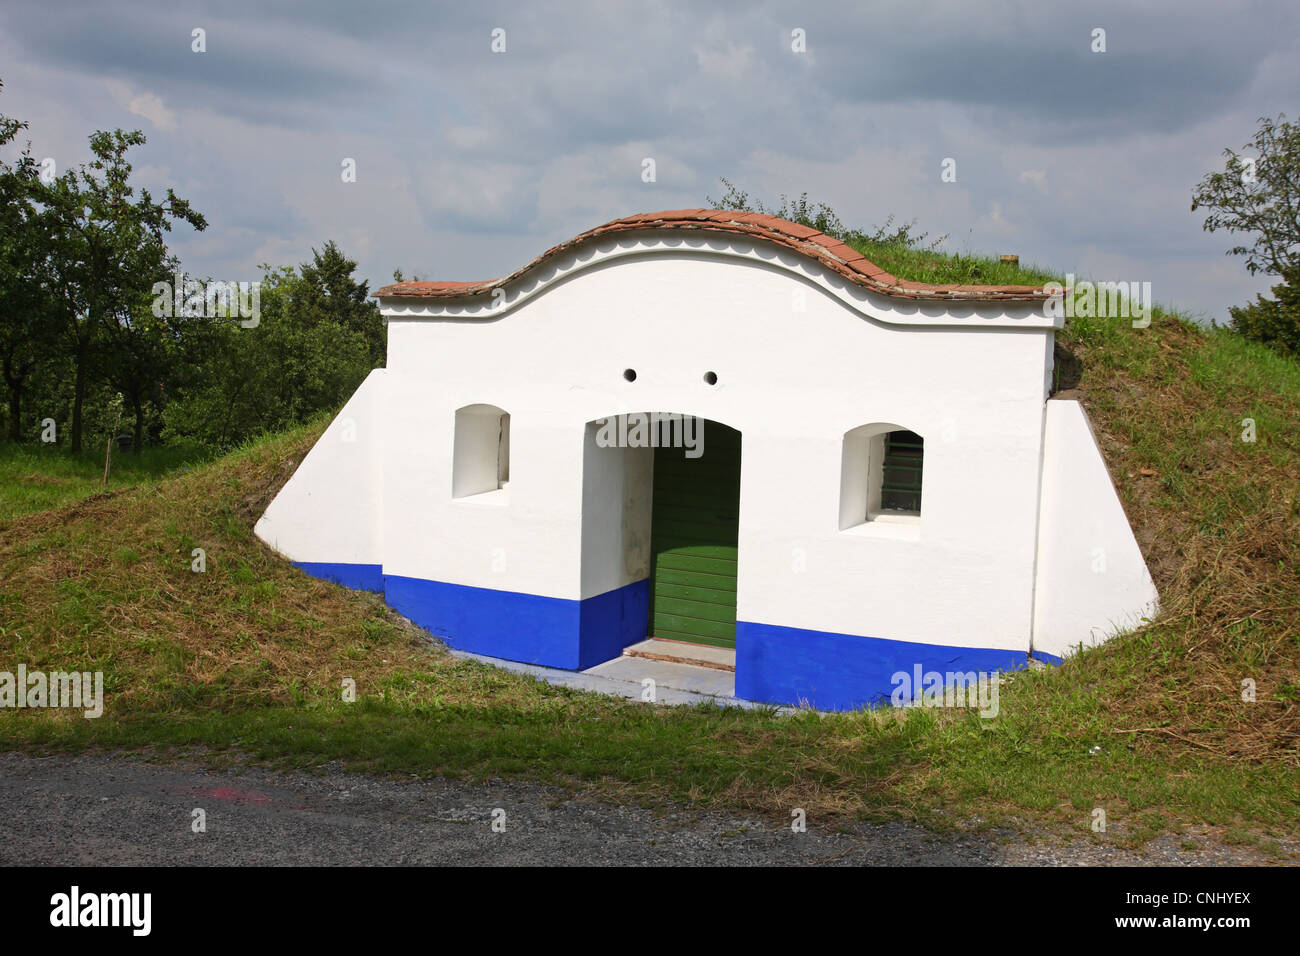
[
  {"xmin": 586, "ymin": 655, "xmax": 736, "ymax": 698},
  {"xmin": 623, "ymin": 638, "xmax": 736, "ymax": 672}
]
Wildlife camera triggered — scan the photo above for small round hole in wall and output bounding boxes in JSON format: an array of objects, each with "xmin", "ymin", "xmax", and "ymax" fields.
[
  {"xmin": 703, "ymin": 371, "xmax": 718, "ymax": 385},
  {"xmin": 623, "ymin": 368, "xmax": 637, "ymax": 382}
]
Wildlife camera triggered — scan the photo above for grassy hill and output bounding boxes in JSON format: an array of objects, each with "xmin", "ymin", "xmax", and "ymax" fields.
[
  {"xmin": 1, "ymin": 249, "xmax": 1297, "ymax": 851},
  {"xmin": 0, "ymin": 442, "xmax": 214, "ymax": 522}
]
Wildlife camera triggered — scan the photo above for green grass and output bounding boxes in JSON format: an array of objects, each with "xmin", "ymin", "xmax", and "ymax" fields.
[
  {"xmin": 848, "ymin": 237, "xmax": 1061, "ymax": 288},
  {"xmin": 0, "ymin": 440, "xmax": 215, "ymax": 521},
  {"xmin": 1, "ymin": 248, "xmax": 1297, "ymax": 852}
]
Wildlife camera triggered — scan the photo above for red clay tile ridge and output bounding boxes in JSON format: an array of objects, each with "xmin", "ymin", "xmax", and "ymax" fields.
[{"xmin": 373, "ymin": 209, "xmax": 1053, "ymax": 303}]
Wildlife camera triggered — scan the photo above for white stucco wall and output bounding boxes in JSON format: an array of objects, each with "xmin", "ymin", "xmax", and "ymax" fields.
[
  {"xmin": 1032, "ymin": 400, "xmax": 1160, "ymax": 658},
  {"xmin": 254, "ymin": 368, "xmax": 386, "ymax": 566},
  {"xmin": 377, "ymin": 243, "xmax": 1056, "ymax": 653},
  {"xmin": 580, "ymin": 431, "xmax": 654, "ymax": 598}
]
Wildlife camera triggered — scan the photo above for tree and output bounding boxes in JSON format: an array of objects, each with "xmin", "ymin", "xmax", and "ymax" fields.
[
  {"xmin": 294, "ymin": 241, "xmax": 386, "ymax": 366},
  {"xmin": 40, "ymin": 129, "xmax": 206, "ymax": 451},
  {"xmin": 1193, "ymin": 115, "xmax": 1300, "ymax": 352},
  {"xmin": 1192, "ymin": 114, "xmax": 1300, "ymax": 279},
  {"xmin": 1228, "ymin": 263, "xmax": 1300, "ymax": 357},
  {"xmin": 102, "ymin": 290, "xmax": 175, "ymax": 452},
  {"xmin": 0, "ymin": 108, "xmax": 47, "ymax": 441},
  {"xmin": 0, "ymin": 93, "xmax": 72, "ymax": 443},
  {"xmin": 164, "ymin": 255, "xmax": 376, "ymax": 448}
]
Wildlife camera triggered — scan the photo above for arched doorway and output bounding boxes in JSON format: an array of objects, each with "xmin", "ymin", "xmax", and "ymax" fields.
[{"xmin": 646, "ymin": 419, "xmax": 742, "ymax": 648}]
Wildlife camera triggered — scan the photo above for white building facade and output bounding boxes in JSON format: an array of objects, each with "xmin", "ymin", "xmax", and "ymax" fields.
[{"xmin": 254, "ymin": 210, "xmax": 1159, "ymax": 710}]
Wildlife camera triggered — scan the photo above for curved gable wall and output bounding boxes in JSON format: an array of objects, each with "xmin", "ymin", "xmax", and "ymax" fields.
[{"xmin": 379, "ymin": 249, "xmax": 1055, "ymax": 654}]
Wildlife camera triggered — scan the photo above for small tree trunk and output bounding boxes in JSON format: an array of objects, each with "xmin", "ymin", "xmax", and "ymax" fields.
[
  {"xmin": 103, "ymin": 434, "xmax": 112, "ymax": 487},
  {"xmin": 132, "ymin": 398, "xmax": 144, "ymax": 454},
  {"xmin": 71, "ymin": 350, "xmax": 86, "ymax": 453},
  {"xmin": 7, "ymin": 382, "xmax": 20, "ymax": 443}
]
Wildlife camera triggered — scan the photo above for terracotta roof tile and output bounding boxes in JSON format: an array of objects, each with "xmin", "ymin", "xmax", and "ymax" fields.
[
  {"xmin": 386, "ymin": 280, "xmax": 483, "ymax": 291},
  {"xmin": 849, "ymin": 259, "xmax": 889, "ymax": 279},
  {"xmin": 373, "ymin": 209, "xmax": 1052, "ymax": 303},
  {"xmin": 649, "ymin": 208, "xmax": 712, "ymax": 220},
  {"xmin": 778, "ymin": 221, "xmax": 824, "ymax": 240}
]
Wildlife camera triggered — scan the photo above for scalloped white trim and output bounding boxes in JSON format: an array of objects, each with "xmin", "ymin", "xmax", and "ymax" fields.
[{"xmin": 377, "ymin": 234, "xmax": 1062, "ymax": 330}]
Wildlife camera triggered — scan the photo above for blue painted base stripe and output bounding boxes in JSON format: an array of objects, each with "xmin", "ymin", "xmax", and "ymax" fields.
[
  {"xmin": 290, "ymin": 561, "xmax": 1048, "ymax": 710},
  {"xmin": 579, "ymin": 578, "xmax": 650, "ymax": 669},
  {"xmin": 385, "ymin": 575, "xmax": 582, "ymax": 667},
  {"xmin": 1031, "ymin": 649, "xmax": 1064, "ymax": 665},
  {"xmin": 293, "ymin": 561, "xmax": 385, "ymax": 593},
  {"xmin": 736, "ymin": 621, "xmax": 1032, "ymax": 711},
  {"xmin": 382, "ymin": 574, "xmax": 648, "ymax": 671}
]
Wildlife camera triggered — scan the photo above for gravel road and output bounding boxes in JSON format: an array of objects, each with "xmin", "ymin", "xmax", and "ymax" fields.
[{"xmin": 0, "ymin": 751, "xmax": 1289, "ymax": 866}]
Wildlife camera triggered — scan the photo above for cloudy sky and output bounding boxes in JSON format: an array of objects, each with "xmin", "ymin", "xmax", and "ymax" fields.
[{"xmin": 1, "ymin": 0, "xmax": 1296, "ymax": 321}]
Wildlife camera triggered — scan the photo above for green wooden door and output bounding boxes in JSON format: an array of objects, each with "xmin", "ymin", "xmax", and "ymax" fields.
[{"xmin": 648, "ymin": 421, "xmax": 741, "ymax": 648}]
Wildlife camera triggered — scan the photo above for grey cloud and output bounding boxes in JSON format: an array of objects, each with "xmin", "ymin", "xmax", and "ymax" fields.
[{"xmin": 0, "ymin": 0, "xmax": 1292, "ymax": 323}]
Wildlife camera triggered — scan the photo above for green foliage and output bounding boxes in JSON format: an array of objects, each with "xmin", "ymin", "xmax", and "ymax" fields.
[
  {"xmin": 1192, "ymin": 114, "xmax": 1300, "ymax": 278},
  {"xmin": 0, "ymin": 87, "xmax": 383, "ymax": 457},
  {"xmin": 296, "ymin": 241, "xmax": 386, "ymax": 366},
  {"xmin": 0, "ymin": 105, "xmax": 61, "ymax": 443},
  {"xmin": 162, "ymin": 255, "xmax": 377, "ymax": 448},
  {"xmin": 1193, "ymin": 114, "xmax": 1300, "ymax": 352},
  {"xmin": 37, "ymin": 127, "xmax": 207, "ymax": 452},
  {"xmin": 1227, "ymin": 265, "xmax": 1300, "ymax": 357},
  {"xmin": 707, "ymin": 177, "xmax": 947, "ymax": 251}
]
